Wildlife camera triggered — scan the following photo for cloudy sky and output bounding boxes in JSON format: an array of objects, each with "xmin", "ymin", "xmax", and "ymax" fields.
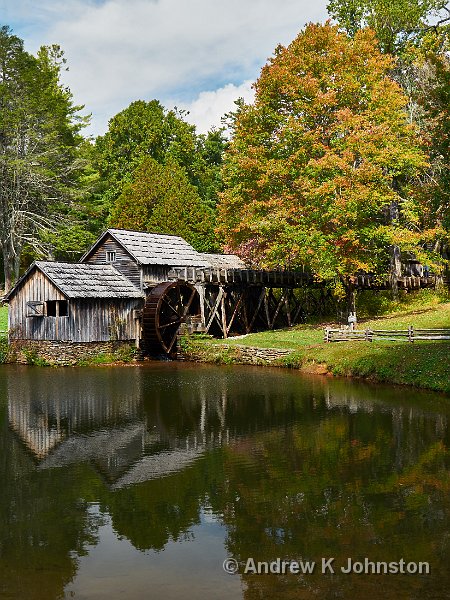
[{"xmin": 2, "ymin": 0, "xmax": 329, "ymax": 137}]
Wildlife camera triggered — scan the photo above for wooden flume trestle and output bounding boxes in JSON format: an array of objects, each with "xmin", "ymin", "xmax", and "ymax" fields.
[
  {"xmin": 141, "ymin": 266, "xmax": 442, "ymax": 354},
  {"xmin": 167, "ymin": 267, "xmax": 335, "ymax": 341}
]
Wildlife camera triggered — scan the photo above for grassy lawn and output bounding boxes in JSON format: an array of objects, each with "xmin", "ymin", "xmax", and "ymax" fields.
[
  {"xmin": 296, "ymin": 339, "xmax": 450, "ymax": 392},
  {"xmin": 0, "ymin": 305, "xmax": 8, "ymax": 332},
  {"xmin": 216, "ymin": 302, "xmax": 450, "ymax": 350}
]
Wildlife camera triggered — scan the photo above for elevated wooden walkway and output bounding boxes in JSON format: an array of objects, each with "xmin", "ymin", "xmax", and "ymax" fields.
[
  {"xmin": 168, "ymin": 267, "xmax": 442, "ymax": 291},
  {"xmin": 168, "ymin": 267, "xmax": 314, "ymax": 287}
]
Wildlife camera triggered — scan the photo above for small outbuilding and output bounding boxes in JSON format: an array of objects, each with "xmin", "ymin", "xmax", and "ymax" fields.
[{"xmin": 5, "ymin": 260, "xmax": 144, "ymax": 364}]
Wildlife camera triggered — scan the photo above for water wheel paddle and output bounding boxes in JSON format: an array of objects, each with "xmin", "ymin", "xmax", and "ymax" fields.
[{"xmin": 143, "ymin": 281, "xmax": 200, "ymax": 355}]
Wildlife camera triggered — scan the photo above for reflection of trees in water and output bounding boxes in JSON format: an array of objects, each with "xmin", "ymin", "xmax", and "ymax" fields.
[
  {"xmin": 215, "ymin": 411, "xmax": 450, "ymax": 599},
  {"xmin": 1, "ymin": 365, "xmax": 449, "ymax": 598},
  {"xmin": 0, "ymin": 424, "xmax": 103, "ymax": 600},
  {"xmin": 100, "ymin": 456, "xmax": 220, "ymax": 552}
]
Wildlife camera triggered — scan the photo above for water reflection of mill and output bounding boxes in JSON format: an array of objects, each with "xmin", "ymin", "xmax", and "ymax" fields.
[
  {"xmin": 8, "ymin": 369, "xmax": 232, "ymax": 488},
  {"xmin": 4, "ymin": 366, "xmax": 450, "ymax": 600}
]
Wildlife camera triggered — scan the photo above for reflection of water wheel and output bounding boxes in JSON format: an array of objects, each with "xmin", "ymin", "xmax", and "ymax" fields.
[{"xmin": 143, "ymin": 281, "xmax": 200, "ymax": 355}]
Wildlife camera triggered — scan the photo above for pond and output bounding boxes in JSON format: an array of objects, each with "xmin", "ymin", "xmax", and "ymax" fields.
[{"xmin": 0, "ymin": 363, "xmax": 449, "ymax": 599}]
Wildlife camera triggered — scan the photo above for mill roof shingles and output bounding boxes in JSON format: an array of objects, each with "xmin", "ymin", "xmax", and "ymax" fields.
[
  {"xmin": 36, "ymin": 262, "xmax": 143, "ymax": 298},
  {"xmin": 200, "ymin": 253, "xmax": 247, "ymax": 269},
  {"xmin": 106, "ymin": 229, "xmax": 210, "ymax": 267}
]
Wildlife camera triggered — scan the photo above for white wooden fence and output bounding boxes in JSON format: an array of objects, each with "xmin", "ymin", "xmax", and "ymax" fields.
[{"xmin": 324, "ymin": 326, "xmax": 450, "ymax": 343}]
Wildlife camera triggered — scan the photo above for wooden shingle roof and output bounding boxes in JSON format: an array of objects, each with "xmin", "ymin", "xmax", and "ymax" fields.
[
  {"xmin": 87, "ymin": 229, "xmax": 210, "ymax": 267},
  {"xmin": 5, "ymin": 262, "xmax": 143, "ymax": 300},
  {"xmin": 37, "ymin": 262, "xmax": 143, "ymax": 298},
  {"xmin": 200, "ymin": 253, "xmax": 247, "ymax": 269}
]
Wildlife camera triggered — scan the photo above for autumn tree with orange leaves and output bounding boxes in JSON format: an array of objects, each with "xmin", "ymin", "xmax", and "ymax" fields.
[{"xmin": 218, "ymin": 23, "xmax": 436, "ymax": 295}]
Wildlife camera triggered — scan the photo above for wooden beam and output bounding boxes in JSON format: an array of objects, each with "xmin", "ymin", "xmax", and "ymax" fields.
[
  {"xmin": 248, "ymin": 288, "xmax": 266, "ymax": 332},
  {"xmin": 221, "ymin": 291, "xmax": 227, "ymax": 339},
  {"xmin": 264, "ymin": 292, "xmax": 271, "ymax": 328},
  {"xmin": 284, "ymin": 290, "xmax": 292, "ymax": 327},
  {"xmin": 205, "ymin": 287, "xmax": 224, "ymax": 333},
  {"xmin": 226, "ymin": 290, "xmax": 246, "ymax": 335},
  {"xmin": 268, "ymin": 291, "xmax": 286, "ymax": 329}
]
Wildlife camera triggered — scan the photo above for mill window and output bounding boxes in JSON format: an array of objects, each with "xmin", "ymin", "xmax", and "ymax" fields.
[
  {"xmin": 46, "ymin": 300, "xmax": 69, "ymax": 317},
  {"xmin": 46, "ymin": 301, "xmax": 57, "ymax": 317},
  {"xmin": 58, "ymin": 300, "xmax": 69, "ymax": 317},
  {"xmin": 106, "ymin": 251, "xmax": 116, "ymax": 263}
]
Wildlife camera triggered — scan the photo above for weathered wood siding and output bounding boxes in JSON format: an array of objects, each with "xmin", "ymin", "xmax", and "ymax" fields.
[
  {"xmin": 9, "ymin": 269, "xmax": 143, "ymax": 342},
  {"xmin": 82, "ymin": 234, "xmax": 142, "ymax": 289},
  {"xmin": 9, "ymin": 271, "xmax": 69, "ymax": 341},
  {"xmin": 69, "ymin": 298, "xmax": 142, "ymax": 342},
  {"xmin": 142, "ymin": 265, "xmax": 170, "ymax": 285}
]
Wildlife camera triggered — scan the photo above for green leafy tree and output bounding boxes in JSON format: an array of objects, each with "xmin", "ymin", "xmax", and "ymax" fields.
[
  {"xmin": 0, "ymin": 26, "xmax": 88, "ymax": 291},
  {"xmin": 39, "ymin": 140, "xmax": 106, "ymax": 262},
  {"xmin": 328, "ymin": 2, "xmax": 450, "ymax": 269},
  {"xmin": 327, "ymin": 0, "xmax": 449, "ymax": 55},
  {"xmin": 414, "ymin": 46, "xmax": 450, "ymax": 247},
  {"xmin": 218, "ymin": 23, "xmax": 431, "ymax": 295},
  {"xmin": 110, "ymin": 157, "xmax": 218, "ymax": 252},
  {"xmin": 93, "ymin": 100, "xmax": 225, "ymax": 219},
  {"xmin": 194, "ymin": 127, "xmax": 228, "ymax": 208}
]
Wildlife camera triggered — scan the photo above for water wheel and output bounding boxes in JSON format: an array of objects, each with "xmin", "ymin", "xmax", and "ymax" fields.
[{"xmin": 143, "ymin": 281, "xmax": 200, "ymax": 355}]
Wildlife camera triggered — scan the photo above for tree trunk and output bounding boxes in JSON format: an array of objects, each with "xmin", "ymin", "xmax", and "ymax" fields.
[
  {"xmin": 13, "ymin": 252, "xmax": 20, "ymax": 283},
  {"xmin": 341, "ymin": 276, "xmax": 357, "ymax": 326},
  {"xmin": 389, "ymin": 244, "xmax": 402, "ymax": 299},
  {"xmin": 4, "ymin": 256, "xmax": 14, "ymax": 295},
  {"xmin": 3, "ymin": 240, "xmax": 19, "ymax": 294}
]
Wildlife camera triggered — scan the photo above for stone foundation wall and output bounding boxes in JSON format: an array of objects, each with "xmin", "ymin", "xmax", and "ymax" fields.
[
  {"xmin": 9, "ymin": 339, "xmax": 136, "ymax": 366},
  {"xmin": 230, "ymin": 344, "xmax": 292, "ymax": 364},
  {"xmin": 180, "ymin": 342, "xmax": 293, "ymax": 366}
]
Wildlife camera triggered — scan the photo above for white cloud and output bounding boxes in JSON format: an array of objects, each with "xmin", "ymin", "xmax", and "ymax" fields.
[
  {"xmin": 5, "ymin": 0, "xmax": 329, "ymax": 136},
  {"xmin": 180, "ymin": 80, "xmax": 255, "ymax": 134}
]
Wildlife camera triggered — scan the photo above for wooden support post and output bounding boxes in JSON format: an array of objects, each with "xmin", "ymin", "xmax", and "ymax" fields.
[
  {"xmin": 226, "ymin": 290, "xmax": 245, "ymax": 335},
  {"xmin": 205, "ymin": 287, "xmax": 224, "ymax": 333},
  {"xmin": 284, "ymin": 290, "xmax": 292, "ymax": 327},
  {"xmin": 264, "ymin": 292, "xmax": 271, "ymax": 327},
  {"xmin": 221, "ymin": 290, "xmax": 227, "ymax": 339},
  {"xmin": 270, "ymin": 292, "xmax": 286, "ymax": 329},
  {"xmin": 248, "ymin": 288, "xmax": 266, "ymax": 332},
  {"xmin": 197, "ymin": 285, "xmax": 206, "ymax": 330},
  {"xmin": 242, "ymin": 295, "xmax": 250, "ymax": 333}
]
